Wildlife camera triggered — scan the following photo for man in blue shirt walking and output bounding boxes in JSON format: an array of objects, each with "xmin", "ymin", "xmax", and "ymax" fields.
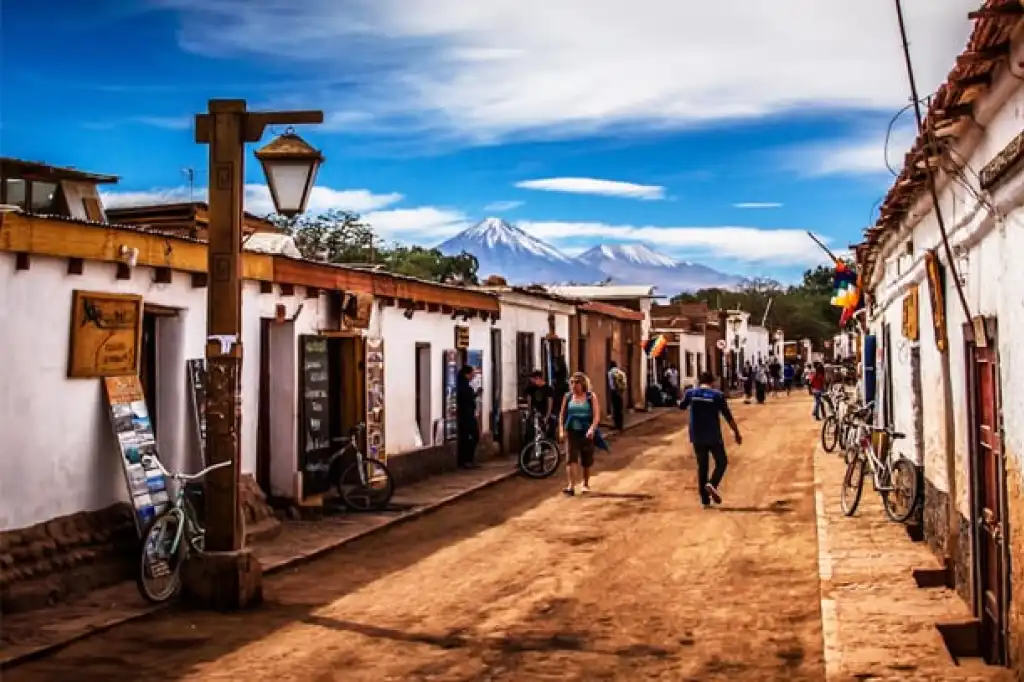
[{"xmin": 679, "ymin": 372, "xmax": 743, "ymax": 508}]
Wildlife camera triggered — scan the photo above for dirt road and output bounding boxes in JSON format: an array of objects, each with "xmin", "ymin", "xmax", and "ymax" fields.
[{"xmin": 7, "ymin": 398, "xmax": 825, "ymax": 681}]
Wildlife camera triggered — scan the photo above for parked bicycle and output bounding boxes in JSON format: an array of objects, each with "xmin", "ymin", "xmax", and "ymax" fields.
[
  {"xmin": 328, "ymin": 423, "xmax": 395, "ymax": 512},
  {"xmin": 822, "ymin": 396, "xmax": 872, "ymax": 455},
  {"xmin": 518, "ymin": 407, "xmax": 561, "ymax": 479},
  {"xmin": 136, "ymin": 455, "xmax": 247, "ymax": 604},
  {"xmin": 840, "ymin": 423, "xmax": 920, "ymax": 523}
]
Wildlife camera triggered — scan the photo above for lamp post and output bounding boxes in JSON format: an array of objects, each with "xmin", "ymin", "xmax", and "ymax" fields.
[{"xmin": 187, "ymin": 100, "xmax": 322, "ymax": 610}]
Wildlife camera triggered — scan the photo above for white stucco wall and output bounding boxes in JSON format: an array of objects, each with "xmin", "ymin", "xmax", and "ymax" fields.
[
  {"xmin": 867, "ymin": 68, "xmax": 1024, "ymax": 516},
  {"xmin": 0, "ymin": 252, "xmax": 334, "ymax": 530},
  {"xmin": 374, "ymin": 305, "xmax": 493, "ymax": 456},
  {"xmin": 492, "ymin": 296, "xmax": 572, "ymax": 412},
  {"xmin": 678, "ymin": 332, "xmax": 705, "ymax": 384}
]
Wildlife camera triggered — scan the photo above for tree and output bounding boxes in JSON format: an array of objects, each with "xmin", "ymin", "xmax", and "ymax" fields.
[{"xmin": 269, "ymin": 210, "xmax": 479, "ymax": 285}]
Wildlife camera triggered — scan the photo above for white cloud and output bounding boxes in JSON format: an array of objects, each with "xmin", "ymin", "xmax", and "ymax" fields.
[
  {"xmin": 483, "ymin": 200, "xmax": 523, "ymax": 212},
  {"xmin": 515, "ymin": 178, "xmax": 665, "ymax": 200},
  {"xmin": 363, "ymin": 207, "xmax": 471, "ymax": 241},
  {"xmin": 158, "ymin": 0, "xmax": 977, "ymax": 139},
  {"xmin": 792, "ymin": 123, "xmax": 918, "ymax": 177},
  {"xmin": 102, "ymin": 184, "xmax": 403, "ymax": 216},
  {"xmin": 733, "ymin": 202, "xmax": 783, "ymax": 209},
  {"xmin": 519, "ymin": 221, "xmax": 839, "ymax": 267},
  {"xmin": 132, "ymin": 115, "xmax": 193, "ymax": 130}
]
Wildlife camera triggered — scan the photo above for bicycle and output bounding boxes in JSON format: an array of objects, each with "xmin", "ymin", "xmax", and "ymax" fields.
[
  {"xmin": 518, "ymin": 408, "xmax": 562, "ymax": 479},
  {"xmin": 136, "ymin": 455, "xmax": 247, "ymax": 604},
  {"xmin": 328, "ymin": 423, "xmax": 395, "ymax": 512},
  {"xmin": 840, "ymin": 423, "xmax": 920, "ymax": 523}
]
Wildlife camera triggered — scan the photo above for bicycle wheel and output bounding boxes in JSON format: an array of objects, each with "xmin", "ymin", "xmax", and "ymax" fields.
[
  {"xmin": 821, "ymin": 415, "xmax": 839, "ymax": 453},
  {"xmin": 840, "ymin": 456, "xmax": 866, "ymax": 517},
  {"xmin": 519, "ymin": 439, "xmax": 561, "ymax": 479},
  {"xmin": 881, "ymin": 457, "xmax": 920, "ymax": 524},
  {"xmin": 136, "ymin": 508, "xmax": 187, "ymax": 604},
  {"xmin": 338, "ymin": 458, "xmax": 395, "ymax": 512}
]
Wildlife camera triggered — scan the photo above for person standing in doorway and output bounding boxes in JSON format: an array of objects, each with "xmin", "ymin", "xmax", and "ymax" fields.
[
  {"xmin": 810, "ymin": 362, "xmax": 827, "ymax": 421},
  {"xmin": 607, "ymin": 361, "xmax": 627, "ymax": 431},
  {"xmin": 559, "ymin": 372, "xmax": 602, "ymax": 496},
  {"xmin": 679, "ymin": 372, "xmax": 742, "ymax": 508},
  {"xmin": 524, "ymin": 370, "xmax": 555, "ymax": 439},
  {"xmin": 456, "ymin": 365, "xmax": 481, "ymax": 469}
]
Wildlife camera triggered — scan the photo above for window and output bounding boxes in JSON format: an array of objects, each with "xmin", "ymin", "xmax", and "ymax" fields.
[
  {"xmin": 3, "ymin": 178, "xmax": 25, "ymax": 208},
  {"xmin": 415, "ymin": 343, "xmax": 432, "ymax": 446},
  {"xmin": 685, "ymin": 351, "xmax": 694, "ymax": 377},
  {"xmin": 696, "ymin": 353, "xmax": 703, "ymax": 375},
  {"xmin": 30, "ymin": 181, "xmax": 58, "ymax": 213},
  {"xmin": 516, "ymin": 332, "xmax": 535, "ymax": 399}
]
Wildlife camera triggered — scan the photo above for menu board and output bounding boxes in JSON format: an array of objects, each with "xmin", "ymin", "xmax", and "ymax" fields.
[
  {"xmin": 104, "ymin": 375, "xmax": 171, "ymax": 534},
  {"xmin": 443, "ymin": 349, "xmax": 458, "ymax": 441},
  {"xmin": 299, "ymin": 336, "xmax": 332, "ymax": 493},
  {"xmin": 365, "ymin": 338, "xmax": 386, "ymax": 464},
  {"xmin": 186, "ymin": 359, "xmax": 207, "ymax": 468}
]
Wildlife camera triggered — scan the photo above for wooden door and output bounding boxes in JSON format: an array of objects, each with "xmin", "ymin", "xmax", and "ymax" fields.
[
  {"xmin": 490, "ymin": 330, "xmax": 502, "ymax": 448},
  {"xmin": 969, "ymin": 324, "xmax": 1008, "ymax": 665}
]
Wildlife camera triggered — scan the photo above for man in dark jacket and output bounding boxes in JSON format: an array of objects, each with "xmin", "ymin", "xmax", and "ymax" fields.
[
  {"xmin": 456, "ymin": 365, "xmax": 481, "ymax": 469},
  {"xmin": 679, "ymin": 372, "xmax": 743, "ymax": 508}
]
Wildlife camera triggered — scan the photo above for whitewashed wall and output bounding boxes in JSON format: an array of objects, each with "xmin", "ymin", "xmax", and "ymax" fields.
[
  {"xmin": 375, "ymin": 305, "xmax": 493, "ymax": 456},
  {"xmin": 678, "ymin": 332, "xmax": 705, "ymax": 384},
  {"xmin": 492, "ymin": 295, "xmax": 572, "ymax": 412},
  {"xmin": 0, "ymin": 252, "xmax": 335, "ymax": 530},
  {"xmin": 867, "ymin": 67, "xmax": 1024, "ymax": 516}
]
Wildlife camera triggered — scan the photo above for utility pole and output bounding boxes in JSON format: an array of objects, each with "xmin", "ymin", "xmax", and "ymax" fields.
[{"xmin": 187, "ymin": 100, "xmax": 322, "ymax": 610}]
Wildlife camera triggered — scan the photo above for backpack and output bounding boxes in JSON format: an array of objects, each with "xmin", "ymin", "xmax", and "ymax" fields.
[{"xmin": 613, "ymin": 369, "xmax": 627, "ymax": 392}]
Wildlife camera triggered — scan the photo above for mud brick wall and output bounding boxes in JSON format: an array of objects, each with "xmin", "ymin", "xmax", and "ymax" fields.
[
  {"xmin": 0, "ymin": 503, "xmax": 137, "ymax": 614},
  {"xmin": 1005, "ymin": 462, "xmax": 1024, "ymax": 670},
  {"xmin": 922, "ymin": 479, "xmax": 950, "ymax": 563}
]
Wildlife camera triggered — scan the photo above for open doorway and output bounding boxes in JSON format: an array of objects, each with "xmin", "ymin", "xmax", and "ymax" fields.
[
  {"xmin": 330, "ymin": 336, "xmax": 366, "ymax": 441},
  {"xmin": 139, "ymin": 312, "xmax": 159, "ymax": 435}
]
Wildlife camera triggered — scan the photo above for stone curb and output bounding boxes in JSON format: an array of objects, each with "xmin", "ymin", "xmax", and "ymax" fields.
[{"xmin": 1, "ymin": 409, "xmax": 670, "ymax": 670}]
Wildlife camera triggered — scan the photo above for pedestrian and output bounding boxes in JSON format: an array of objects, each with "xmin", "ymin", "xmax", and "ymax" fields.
[
  {"xmin": 664, "ymin": 364, "xmax": 680, "ymax": 400},
  {"xmin": 769, "ymin": 358, "xmax": 781, "ymax": 396},
  {"xmin": 679, "ymin": 372, "xmax": 743, "ymax": 509},
  {"xmin": 607, "ymin": 361, "xmax": 627, "ymax": 431},
  {"xmin": 456, "ymin": 365, "xmax": 481, "ymax": 469},
  {"xmin": 810, "ymin": 362, "xmax": 827, "ymax": 421},
  {"xmin": 559, "ymin": 372, "xmax": 603, "ymax": 496},
  {"xmin": 742, "ymin": 362, "xmax": 754, "ymax": 404},
  {"xmin": 783, "ymin": 362, "xmax": 795, "ymax": 395},
  {"xmin": 754, "ymin": 361, "xmax": 768, "ymax": 404}
]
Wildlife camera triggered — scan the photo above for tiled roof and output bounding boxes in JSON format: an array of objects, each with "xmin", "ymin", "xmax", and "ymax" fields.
[{"xmin": 856, "ymin": 1, "xmax": 1023, "ymax": 282}]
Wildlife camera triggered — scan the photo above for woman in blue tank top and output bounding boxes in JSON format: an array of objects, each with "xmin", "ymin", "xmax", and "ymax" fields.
[{"xmin": 558, "ymin": 372, "xmax": 601, "ymax": 496}]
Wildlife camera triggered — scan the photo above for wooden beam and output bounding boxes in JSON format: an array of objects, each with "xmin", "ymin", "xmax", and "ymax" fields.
[
  {"xmin": 15, "ymin": 252, "xmax": 29, "ymax": 271},
  {"xmin": 279, "ymin": 283, "xmax": 295, "ymax": 296},
  {"xmin": 153, "ymin": 267, "xmax": 172, "ymax": 284},
  {"xmin": 968, "ymin": 4, "xmax": 1023, "ymax": 20},
  {"xmin": 115, "ymin": 262, "xmax": 131, "ymax": 280},
  {"xmin": 67, "ymin": 257, "xmax": 84, "ymax": 275},
  {"xmin": 956, "ymin": 41, "xmax": 1011, "ymax": 66},
  {"xmin": 951, "ymin": 72, "xmax": 992, "ymax": 89},
  {"xmin": 305, "ymin": 286, "xmax": 320, "ymax": 299},
  {"xmin": 191, "ymin": 272, "xmax": 208, "ymax": 288},
  {"xmin": 259, "ymin": 281, "xmax": 274, "ymax": 294}
]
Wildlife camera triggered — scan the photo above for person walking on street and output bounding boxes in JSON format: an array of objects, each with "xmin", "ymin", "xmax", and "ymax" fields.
[
  {"xmin": 783, "ymin": 362, "xmax": 795, "ymax": 395},
  {"xmin": 607, "ymin": 362, "xmax": 627, "ymax": 431},
  {"xmin": 559, "ymin": 372, "xmax": 603, "ymax": 496},
  {"xmin": 456, "ymin": 365, "xmax": 481, "ymax": 468},
  {"xmin": 810, "ymin": 362, "xmax": 827, "ymax": 421},
  {"xmin": 754, "ymin": 361, "xmax": 768, "ymax": 405},
  {"xmin": 664, "ymin": 364, "xmax": 680, "ymax": 400},
  {"xmin": 769, "ymin": 358, "xmax": 782, "ymax": 396},
  {"xmin": 679, "ymin": 372, "xmax": 743, "ymax": 509},
  {"xmin": 742, "ymin": 362, "xmax": 754, "ymax": 404}
]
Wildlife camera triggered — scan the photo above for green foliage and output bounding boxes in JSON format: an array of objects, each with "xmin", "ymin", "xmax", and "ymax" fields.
[
  {"xmin": 671, "ymin": 267, "xmax": 842, "ymax": 346},
  {"xmin": 270, "ymin": 210, "xmax": 479, "ymax": 285}
]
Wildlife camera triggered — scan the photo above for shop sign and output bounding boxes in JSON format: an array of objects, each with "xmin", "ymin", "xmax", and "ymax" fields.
[
  {"xmin": 924, "ymin": 250, "xmax": 947, "ymax": 353},
  {"xmin": 902, "ymin": 285, "xmax": 920, "ymax": 342},
  {"xmin": 68, "ymin": 290, "xmax": 143, "ymax": 378},
  {"xmin": 455, "ymin": 325, "xmax": 470, "ymax": 350}
]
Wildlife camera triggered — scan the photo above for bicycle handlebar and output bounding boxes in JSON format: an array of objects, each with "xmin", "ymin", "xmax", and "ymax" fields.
[{"xmin": 141, "ymin": 455, "xmax": 231, "ymax": 482}]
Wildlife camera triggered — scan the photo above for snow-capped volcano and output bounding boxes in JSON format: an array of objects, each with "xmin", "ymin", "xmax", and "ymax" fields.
[
  {"xmin": 578, "ymin": 242, "xmax": 745, "ymax": 292},
  {"xmin": 439, "ymin": 219, "xmax": 743, "ymax": 292},
  {"xmin": 438, "ymin": 217, "xmax": 606, "ymax": 284}
]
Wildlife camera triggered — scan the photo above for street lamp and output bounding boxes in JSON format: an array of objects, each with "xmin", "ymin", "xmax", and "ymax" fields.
[
  {"xmin": 188, "ymin": 100, "xmax": 323, "ymax": 611},
  {"xmin": 254, "ymin": 130, "xmax": 325, "ymax": 218}
]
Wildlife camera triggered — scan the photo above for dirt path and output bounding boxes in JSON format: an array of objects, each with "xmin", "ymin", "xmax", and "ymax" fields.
[{"xmin": 7, "ymin": 399, "xmax": 825, "ymax": 681}]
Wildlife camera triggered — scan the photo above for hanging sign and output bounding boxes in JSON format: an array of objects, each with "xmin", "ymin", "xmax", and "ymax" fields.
[
  {"xmin": 443, "ymin": 349, "xmax": 459, "ymax": 441},
  {"xmin": 186, "ymin": 359, "xmax": 208, "ymax": 468},
  {"xmin": 103, "ymin": 375, "xmax": 171, "ymax": 534},
  {"xmin": 901, "ymin": 285, "xmax": 920, "ymax": 341},
  {"xmin": 924, "ymin": 250, "xmax": 947, "ymax": 353},
  {"xmin": 68, "ymin": 290, "xmax": 143, "ymax": 378},
  {"xmin": 365, "ymin": 337, "xmax": 387, "ymax": 473},
  {"xmin": 455, "ymin": 325, "xmax": 470, "ymax": 350}
]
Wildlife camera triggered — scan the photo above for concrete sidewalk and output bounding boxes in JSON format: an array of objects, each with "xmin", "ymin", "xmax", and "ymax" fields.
[
  {"xmin": 813, "ymin": 445, "xmax": 1011, "ymax": 681},
  {"xmin": 0, "ymin": 408, "xmax": 670, "ymax": 669}
]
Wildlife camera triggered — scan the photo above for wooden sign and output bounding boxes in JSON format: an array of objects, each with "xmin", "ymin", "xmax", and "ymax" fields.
[
  {"xmin": 342, "ymin": 292, "xmax": 374, "ymax": 330},
  {"xmin": 924, "ymin": 250, "xmax": 947, "ymax": 353},
  {"xmin": 68, "ymin": 290, "xmax": 143, "ymax": 378},
  {"xmin": 454, "ymin": 325, "xmax": 470, "ymax": 350},
  {"xmin": 901, "ymin": 285, "xmax": 920, "ymax": 341}
]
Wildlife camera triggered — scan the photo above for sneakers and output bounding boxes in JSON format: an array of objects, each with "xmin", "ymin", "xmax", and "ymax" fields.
[
  {"xmin": 563, "ymin": 486, "xmax": 575, "ymax": 496},
  {"xmin": 580, "ymin": 484, "xmax": 591, "ymax": 494},
  {"xmin": 704, "ymin": 483, "xmax": 723, "ymax": 505}
]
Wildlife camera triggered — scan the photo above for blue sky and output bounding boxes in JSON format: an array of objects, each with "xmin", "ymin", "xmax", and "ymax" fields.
[{"xmin": 0, "ymin": 0, "xmax": 977, "ymax": 282}]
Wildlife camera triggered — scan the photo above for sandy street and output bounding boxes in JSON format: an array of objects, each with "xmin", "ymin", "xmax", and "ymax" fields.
[{"xmin": 7, "ymin": 398, "xmax": 825, "ymax": 681}]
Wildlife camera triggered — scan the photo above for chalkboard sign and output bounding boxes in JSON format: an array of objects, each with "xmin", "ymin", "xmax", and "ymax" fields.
[
  {"xmin": 186, "ymin": 359, "xmax": 207, "ymax": 468},
  {"xmin": 300, "ymin": 335, "xmax": 332, "ymax": 494}
]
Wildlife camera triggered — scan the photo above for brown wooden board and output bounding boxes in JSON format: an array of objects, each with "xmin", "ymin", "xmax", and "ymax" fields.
[{"xmin": 68, "ymin": 290, "xmax": 143, "ymax": 378}]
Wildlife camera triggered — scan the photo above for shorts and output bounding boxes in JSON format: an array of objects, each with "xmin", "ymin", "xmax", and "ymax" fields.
[{"xmin": 566, "ymin": 430, "xmax": 595, "ymax": 468}]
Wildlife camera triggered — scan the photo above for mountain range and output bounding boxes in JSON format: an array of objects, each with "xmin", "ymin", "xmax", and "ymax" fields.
[{"xmin": 438, "ymin": 217, "xmax": 745, "ymax": 293}]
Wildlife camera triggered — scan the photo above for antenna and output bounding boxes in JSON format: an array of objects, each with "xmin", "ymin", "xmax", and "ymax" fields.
[{"xmin": 182, "ymin": 167, "xmax": 195, "ymax": 203}]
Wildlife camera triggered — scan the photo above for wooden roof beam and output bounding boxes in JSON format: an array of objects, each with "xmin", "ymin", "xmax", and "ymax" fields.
[
  {"xmin": 951, "ymin": 71, "xmax": 992, "ymax": 88},
  {"xmin": 968, "ymin": 3, "xmax": 1024, "ymax": 20},
  {"xmin": 956, "ymin": 41, "xmax": 1011, "ymax": 66}
]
